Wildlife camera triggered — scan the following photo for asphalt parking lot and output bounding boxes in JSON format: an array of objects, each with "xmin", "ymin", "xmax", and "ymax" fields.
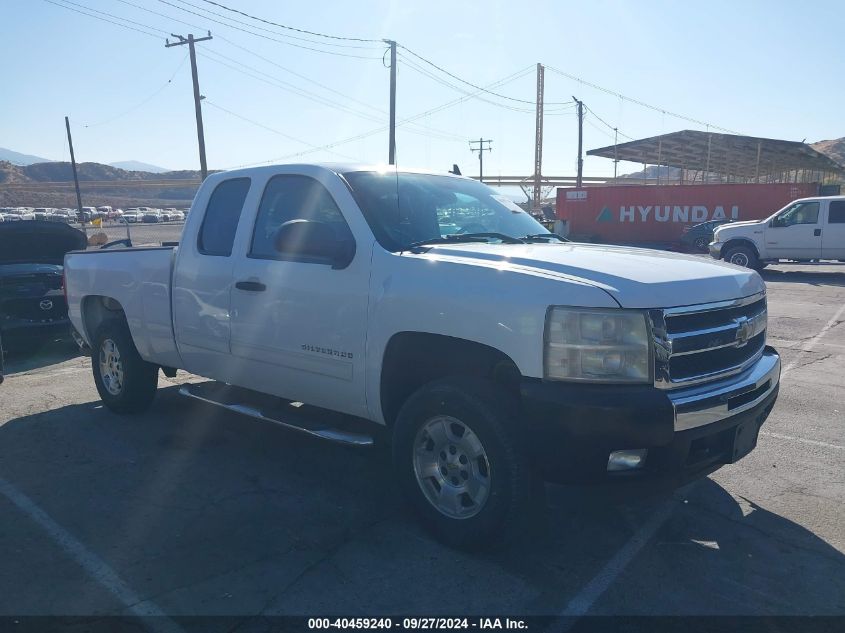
[{"xmin": 1, "ymin": 263, "xmax": 843, "ymax": 623}]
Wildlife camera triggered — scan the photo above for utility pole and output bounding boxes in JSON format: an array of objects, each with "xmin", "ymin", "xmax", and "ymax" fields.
[
  {"xmin": 469, "ymin": 138, "xmax": 492, "ymax": 181},
  {"xmin": 573, "ymin": 96, "xmax": 584, "ymax": 188},
  {"xmin": 64, "ymin": 116, "xmax": 84, "ymax": 218},
  {"xmin": 386, "ymin": 40, "xmax": 397, "ymax": 165},
  {"xmin": 613, "ymin": 127, "xmax": 619, "ymax": 182},
  {"xmin": 532, "ymin": 63, "xmax": 544, "ymax": 211},
  {"xmin": 166, "ymin": 32, "xmax": 212, "ymax": 180}
]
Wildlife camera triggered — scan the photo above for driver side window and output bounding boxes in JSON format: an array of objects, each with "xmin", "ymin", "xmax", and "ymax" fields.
[
  {"xmin": 775, "ymin": 202, "xmax": 820, "ymax": 227},
  {"xmin": 249, "ymin": 175, "xmax": 352, "ymax": 260}
]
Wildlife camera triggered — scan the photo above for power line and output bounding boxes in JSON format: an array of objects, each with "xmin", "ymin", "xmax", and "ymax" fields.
[
  {"xmin": 221, "ymin": 68, "xmax": 541, "ymax": 170},
  {"xmin": 56, "ymin": 0, "xmax": 169, "ymax": 34},
  {"xmin": 203, "ymin": 101, "xmax": 360, "ymax": 161},
  {"xmin": 546, "ymin": 65, "xmax": 739, "ymax": 134},
  {"xmin": 583, "ymin": 105, "xmax": 634, "ymax": 141},
  {"xmin": 197, "ymin": 0, "xmax": 383, "ymax": 43},
  {"xmin": 84, "ymin": 54, "xmax": 188, "ymax": 127},
  {"xmin": 154, "ymin": 0, "xmax": 382, "ymax": 59},
  {"xmin": 115, "ymin": 0, "xmax": 206, "ymax": 32},
  {"xmin": 197, "ymin": 48, "xmax": 465, "ymax": 142},
  {"xmin": 213, "ymin": 37, "xmax": 406, "ymax": 121},
  {"xmin": 172, "ymin": 0, "xmax": 380, "ymax": 50},
  {"xmin": 398, "ymin": 44, "xmax": 571, "ymax": 106},
  {"xmin": 41, "ymin": 0, "xmax": 160, "ymax": 38},
  {"xmin": 398, "ymin": 55, "xmax": 537, "ymax": 114},
  {"xmin": 396, "ymin": 67, "xmax": 536, "ymax": 123}
]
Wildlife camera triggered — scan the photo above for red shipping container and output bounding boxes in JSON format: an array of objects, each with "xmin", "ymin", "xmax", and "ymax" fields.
[{"xmin": 556, "ymin": 183, "xmax": 820, "ymax": 245}]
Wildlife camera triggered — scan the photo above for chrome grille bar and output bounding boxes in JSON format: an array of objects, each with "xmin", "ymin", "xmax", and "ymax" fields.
[{"xmin": 653, "ymin": 292, "xmax": 767, "ymax": 390}]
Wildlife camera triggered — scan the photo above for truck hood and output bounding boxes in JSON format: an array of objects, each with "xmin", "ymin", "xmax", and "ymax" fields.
[
  {"xmin": 0, "ymin": 220, "xmax": 87, "ymax": 265},
  {"xmin": 414, "ymin": 242, "xmax": 764, "ymax": 308},
  {"xmin": 716, "ymin": 219, "xmax": 765, "ymax": 231}
]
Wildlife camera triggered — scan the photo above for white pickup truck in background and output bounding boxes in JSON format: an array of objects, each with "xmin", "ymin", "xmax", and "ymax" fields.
[
  {"xmin": 710, "ymin": 195, "xmax": 845, "ymax": 269},
  {"xmin": 64, "ymin": 164, "xmax": 780, "ymax": 549}
]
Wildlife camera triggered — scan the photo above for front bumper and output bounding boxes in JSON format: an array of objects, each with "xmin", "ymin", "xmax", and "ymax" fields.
[
  {"xmin": 520, "ymin": 347, "xmax": 780, "ymax": 485},
  {"xmin": 708, "ymin": 241, "xmax": 724, "ymax": 259}
]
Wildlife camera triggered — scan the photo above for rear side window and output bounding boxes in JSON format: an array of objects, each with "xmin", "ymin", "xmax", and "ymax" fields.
[
  {"xmin": 828, "ymin": 201, "xmax": 845, "ymax": 224},
  {"xmin": 249, "ymin": 175, "xmax": 352, "ymax": 260},
  {"xmin": 197, "ymin": 178, "xmax": 251, "ymax": 256}
]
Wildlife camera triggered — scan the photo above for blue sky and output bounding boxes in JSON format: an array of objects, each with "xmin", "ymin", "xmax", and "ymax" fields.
[{"xmin": 3, "ymin": 0, "xmax": 844, "ymax": 180}]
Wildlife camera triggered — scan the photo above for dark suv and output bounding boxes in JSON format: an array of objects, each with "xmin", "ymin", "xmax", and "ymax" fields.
[{"xmin": 681, "ymin": 219, "xmax": 732, "ymax": 252}]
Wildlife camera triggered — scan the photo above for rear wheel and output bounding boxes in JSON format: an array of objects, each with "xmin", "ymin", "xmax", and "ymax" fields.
[
  {"xmin": 392, "ymin": 377, "xmax": 532, "ymax": 550},
  {"xmin": 92, "ymin": 320, "xmax": 158, "ymax": 414}
]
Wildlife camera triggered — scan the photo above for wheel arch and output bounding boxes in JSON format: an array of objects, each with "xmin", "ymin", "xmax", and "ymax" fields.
[
  {"xmin": 722, "ymin": 238, "xmax": 761, "ymax": 260},
  {"xmin": 81, "ymin": 295, "xmax": 128, "ymax": 345},
  {"xmin": 379, "ymin": 332, "xmax": 522, "ymax": 428}
]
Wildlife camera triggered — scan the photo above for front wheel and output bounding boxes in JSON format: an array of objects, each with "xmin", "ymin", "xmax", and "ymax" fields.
[
  {"xmin": 392, "ymin": 377, "xmax": 533, "ymax": 550},
  {"xmin": 723, "ymin": 244, "xmax": 763, "ymax": 270},
  {"xmin": 92, "ymin": 320, "xmax": 158, "ymax": 414}
]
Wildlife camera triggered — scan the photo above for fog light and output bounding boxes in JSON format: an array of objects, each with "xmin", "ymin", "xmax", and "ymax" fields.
[{"xmin": 607, "ymin": 449, "xmax": 648, "ymax": 472}]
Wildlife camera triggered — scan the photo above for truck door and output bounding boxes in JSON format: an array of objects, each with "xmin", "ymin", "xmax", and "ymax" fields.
[
  {"xmin": 764, "ymin": 200, "xmax": 822, "ymax": 260},
  {"xmin": 172, "ymin": 177, "xmax": 252, "ymax": 379},
  {"xmin": 821, "ymin": 200, "xmax": 845, "ymax": 260},
  {"xmin": 228, "ymin": 173, "xmax": 369, "ymax": 418}
]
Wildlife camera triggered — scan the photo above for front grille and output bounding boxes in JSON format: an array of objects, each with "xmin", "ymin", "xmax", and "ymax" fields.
[{"xmin": 652, "ymin": 292, "xmax": 767, "ymax": 389}]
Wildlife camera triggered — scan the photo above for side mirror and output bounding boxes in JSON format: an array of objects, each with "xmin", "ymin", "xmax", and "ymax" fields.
[{"xmin": 273, "ymin": 219, "xmax": 355, "ymax": 269}]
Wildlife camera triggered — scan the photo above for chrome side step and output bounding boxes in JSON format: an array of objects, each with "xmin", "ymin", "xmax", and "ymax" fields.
[{"xmin": 179, "ymin": 383, "xmax": 374, "ymax": 446}]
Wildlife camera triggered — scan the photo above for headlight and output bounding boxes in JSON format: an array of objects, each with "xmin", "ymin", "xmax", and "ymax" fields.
[{"xmin": 544, "ymin": 307, "xmax": 652, "ymax": 383}]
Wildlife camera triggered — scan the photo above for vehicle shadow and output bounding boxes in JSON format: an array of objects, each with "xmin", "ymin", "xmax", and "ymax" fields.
[
  {"xmin": 0, "ymin": 385, "xmax": 842, "ymax": 616},
  {"xmin": 761, "ymin": 268, "xmax": 845, "ymax": 287},
  {"xmin": 2, "ymin": 336, "xmax": 81, "ymax": 375}
]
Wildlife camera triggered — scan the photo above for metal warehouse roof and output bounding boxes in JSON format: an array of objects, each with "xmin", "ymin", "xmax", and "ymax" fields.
[{"xmin": 587, "ymin": 130, "xmax": 844, "ymax": 179}]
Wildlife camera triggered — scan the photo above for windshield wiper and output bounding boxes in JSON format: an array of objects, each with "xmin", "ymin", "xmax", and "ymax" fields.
[
  {"xmin": 405, "ymin": 232, "xmax": 526, "ymax": 252},
  {"xmin": 519, "ymin": 233, "xmax": 569, "ymax": 243}
]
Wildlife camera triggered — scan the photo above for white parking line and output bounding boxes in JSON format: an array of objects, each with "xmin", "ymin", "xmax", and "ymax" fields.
[
  {"xmin": 559, "ymin": 499, "xmax": 677, "ymax": 619},
  {"xmin": 0, "ymin": 475, "xmax": 183, "ymax": 632},
  {"xmin": 781, "ymin": 302, "xmax": 845, "ymax": 378},
  {"xmin": 761, "ymin": 431, "xmax": 844, "ymax": 451},
  {"xmin": 556, "ymin": 302, "xmax": 845, "ymax": 623}
]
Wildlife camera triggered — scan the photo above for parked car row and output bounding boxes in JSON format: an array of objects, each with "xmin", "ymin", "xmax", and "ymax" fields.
[
  {"xmin": 120, "ymin": 207, "xmax": 188, "ymax": 223},
  {"xmin": 0, "ymin": 206, "xmax": 189, "ymax": 225}
]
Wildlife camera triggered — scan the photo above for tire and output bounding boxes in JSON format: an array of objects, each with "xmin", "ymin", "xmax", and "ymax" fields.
[
  {"xmin": 392, "ymin": 377, "xmax": 533, "ymax": 550},
  {"xmin": 91, "ymin": 319, "xmax": 158, "ymax": 414},
  {"xmin": 723, "ymin": 244, "xmax": 762, "ymax": 270},
  {"xmin": 693, "ymin": 236, "xmax": 709, "ymax": 252}
]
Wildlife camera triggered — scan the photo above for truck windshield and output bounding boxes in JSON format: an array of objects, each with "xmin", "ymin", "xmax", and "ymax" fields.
[{"xmin": 343, "ymin": 171, "xmax": 549, "ymax": 251}]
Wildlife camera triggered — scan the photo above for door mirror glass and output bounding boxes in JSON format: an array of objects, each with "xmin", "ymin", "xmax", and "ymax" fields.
[{"xmin": 273, "ymin": 220, "xmax": 354, "ymax": 268}]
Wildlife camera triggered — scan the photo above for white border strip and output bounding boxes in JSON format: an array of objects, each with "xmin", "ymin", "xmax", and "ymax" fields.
[{"xmin": 559, "ymin": 499, "xmax": 677, "ymax": 619}]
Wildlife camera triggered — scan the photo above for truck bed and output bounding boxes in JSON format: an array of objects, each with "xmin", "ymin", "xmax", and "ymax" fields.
[{"xmin": 64, "ymin": 246, "xmax": 182, "ymax": 369}]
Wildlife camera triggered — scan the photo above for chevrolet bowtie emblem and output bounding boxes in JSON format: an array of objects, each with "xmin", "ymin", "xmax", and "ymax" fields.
[{"xmin": 734, "ymin": 316, "xmax": 750, "ymax": 347}]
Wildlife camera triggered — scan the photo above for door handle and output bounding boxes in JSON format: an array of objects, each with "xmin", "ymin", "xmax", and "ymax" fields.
[
  {"xmin": 235, "ymin": 280, "xmax": 266, "ymax": 292},
  {"xmin": 814, "ymin": 228, "xmax": 822, "ymax": 236}
]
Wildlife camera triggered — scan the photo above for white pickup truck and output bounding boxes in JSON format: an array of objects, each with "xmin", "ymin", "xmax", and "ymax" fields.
[
  {"xmin": 65, "ymin": 164, "xmax": 780, "ymax": 548},
  {"xmin": 710, "ymin": 195, "xmax": 845, "ymax": 269}
]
